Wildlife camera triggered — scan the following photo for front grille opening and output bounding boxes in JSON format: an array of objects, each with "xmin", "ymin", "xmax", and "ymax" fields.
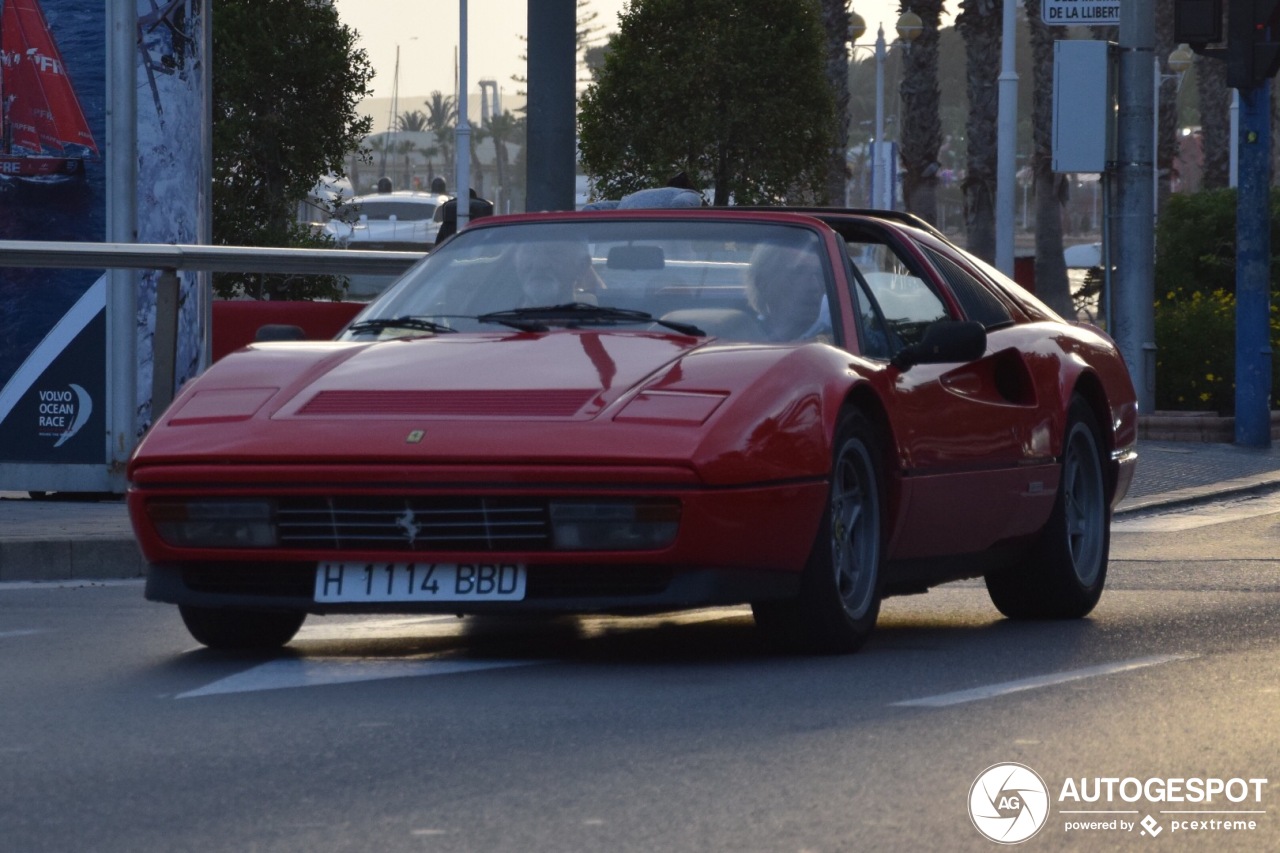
[{"xmin": 275, "ymin": 496, "xmax": 551, "ymax": 552}]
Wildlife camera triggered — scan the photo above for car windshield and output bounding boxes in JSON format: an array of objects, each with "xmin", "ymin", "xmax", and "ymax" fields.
[
  {"xmin": 336, "ymin": 200, "xmax": 438, "ymax": 222},
  {"xmin": 341, "ymin": 219, "xmax": 833, "ymax": 343}
]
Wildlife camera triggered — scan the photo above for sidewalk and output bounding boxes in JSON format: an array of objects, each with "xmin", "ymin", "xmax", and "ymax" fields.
[{"xmin": 3, "ymin": 438, "xmax": 1280, "ymax": 583}]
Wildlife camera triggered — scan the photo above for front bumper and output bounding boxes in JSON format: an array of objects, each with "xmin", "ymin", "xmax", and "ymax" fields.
[{"xmin": 144, "ymin": 561, "xmax": 802, "ymax": 615}]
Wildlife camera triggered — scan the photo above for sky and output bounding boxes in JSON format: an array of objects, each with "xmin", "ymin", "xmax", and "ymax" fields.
[{"xmin": 332, "ymin": 0, "xmax": 916, "ymax": 111}]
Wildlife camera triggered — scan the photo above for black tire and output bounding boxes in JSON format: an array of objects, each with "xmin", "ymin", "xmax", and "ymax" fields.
[
  {"xmin": 986, "ymin": 396, "xmax": 1110, "ymax": 619},
  {"xmin": 753, "ymin": 409, "xmax": 885, "ymax": 654},
  {"xmin": 179, "ymin": 605, "xmax": 306, "ymax": 650}
]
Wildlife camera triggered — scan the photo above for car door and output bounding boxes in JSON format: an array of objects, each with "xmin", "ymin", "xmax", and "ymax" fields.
[{"xmin": 842, "ymin": 229, "xmax": 1057, "ymax": 560}]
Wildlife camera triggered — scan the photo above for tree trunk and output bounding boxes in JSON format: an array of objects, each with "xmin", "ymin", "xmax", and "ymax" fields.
[
  {"xmin": 957, "ymin": 0, "xmax": 1000, "ymax": 262},
  {"xmin": 822, "ymin": 0, "xmax": 852, "ymax": 206},
  {"xmin": 1154, "ymin": 1, "xmax": 1179, "ymax": 214},
  {"xmin": 1198, "ymin": 54, "xmax": 1230, "ymax": 189},
  {"xmin": 1025, "ymin": 0, "xmax": 1070, "ymax": 317},
  {"xmin": 899, "ymin": 0, "xmax": 944, "ymax": 225}
]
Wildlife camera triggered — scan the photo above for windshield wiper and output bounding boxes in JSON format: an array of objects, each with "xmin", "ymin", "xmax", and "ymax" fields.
[
  {"xmin": 346, "ymin": 316, "xmax": 457, "ymax": 335},
  {"xmin": 476, "ymin": 303, "xmax": 704, "ymax": 336}
]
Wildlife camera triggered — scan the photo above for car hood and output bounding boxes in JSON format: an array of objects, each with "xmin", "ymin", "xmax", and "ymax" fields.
[
  {"xmin": 268, "ymin": 330, "xmax": 700, "ymax": 422},
  {"xmin": 132, "ymin": 330, "xmax": 836, "ymax": 481}
]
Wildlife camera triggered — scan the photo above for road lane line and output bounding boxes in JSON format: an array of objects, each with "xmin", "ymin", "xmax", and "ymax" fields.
[
  {"xmin": 176, "ymin": 657, "xmax": 544, "ymax": 699},
  {"xmin": 891, "ymin": 653, "xmax": 1197, "ymax": 708},
  {"xmin": 0, "ymin": 629, "xmax": 42, "ymax": 639}
]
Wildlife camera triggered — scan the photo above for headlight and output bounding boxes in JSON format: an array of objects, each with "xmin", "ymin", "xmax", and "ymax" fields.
[
  {"xmin": 148, "ymin": 500, "xmax": 277, "ymax": 548},
  {"xmin": 549, "ymin": 500, "xmax": 680, "ymax": 550}
]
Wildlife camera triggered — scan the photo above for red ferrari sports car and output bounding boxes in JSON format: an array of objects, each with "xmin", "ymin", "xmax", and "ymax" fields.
[{"xmin": 127, "ymin": 208, "xmax": 1138, "ymax": 653}]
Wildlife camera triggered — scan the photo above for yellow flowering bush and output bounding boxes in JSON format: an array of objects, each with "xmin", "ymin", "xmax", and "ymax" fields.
[{"xmin": 1154, "ymin": 289, "xmax": 1280, "ymax": 414}]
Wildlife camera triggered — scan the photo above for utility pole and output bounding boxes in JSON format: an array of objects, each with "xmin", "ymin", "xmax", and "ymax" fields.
[
  {"xmin": 1114, "ymin": 0, "xmax": 1156, "ymax": 413},
  {"xmin": 525, "ymin": 0, "xmax": 577, "ymax": 212},
  {"xmin": 1178, "ymin": 0, "xmax": 1280, "ymax": 446}
]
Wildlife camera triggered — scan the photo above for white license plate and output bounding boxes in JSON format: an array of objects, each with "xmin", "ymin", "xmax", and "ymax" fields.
[{"xmin": 315, "ymin": 562, "xmax": 526, "ymax": 603}]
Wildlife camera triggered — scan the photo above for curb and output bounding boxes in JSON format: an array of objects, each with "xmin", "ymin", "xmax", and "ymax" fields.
[
  {"xmin": 0, "ymin": 538, "xmax": 145, "ymax": 583},
  {"xmin": 1115, "ymin": 471, "xmax": 1280, "ymax": 516}
]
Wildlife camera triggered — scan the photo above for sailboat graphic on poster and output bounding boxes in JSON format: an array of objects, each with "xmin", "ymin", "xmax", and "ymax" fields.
[{"xmin": 0, "ymin": 0, "xmax": 99, "ymax": 183}]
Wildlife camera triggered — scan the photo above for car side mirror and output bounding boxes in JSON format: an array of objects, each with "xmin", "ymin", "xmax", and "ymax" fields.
[{"xmin": 890, "ymin": 320, "xmax": 987, "ymax": 371}]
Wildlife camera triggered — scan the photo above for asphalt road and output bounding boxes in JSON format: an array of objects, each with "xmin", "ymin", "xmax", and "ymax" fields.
[{"xmin": 1, "ymin": 497, "xmax": 1278, "ymax": 852}]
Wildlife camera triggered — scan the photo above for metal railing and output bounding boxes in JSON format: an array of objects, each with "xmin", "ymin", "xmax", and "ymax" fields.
[{"xmin": 0, "ymin": 239, "xmax": 426, "ymax": 415}]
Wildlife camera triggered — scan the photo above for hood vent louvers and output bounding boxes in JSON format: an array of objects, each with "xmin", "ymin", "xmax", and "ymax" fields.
[{"xmin": 296, "ymin": 389, "xmax": 597, "ymax": 418}]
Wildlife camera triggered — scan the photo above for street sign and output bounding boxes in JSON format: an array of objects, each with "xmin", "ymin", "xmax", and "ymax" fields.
[{"xmin": 1044, "ymin": 0, "xmax": 1122, "ymax": 27}]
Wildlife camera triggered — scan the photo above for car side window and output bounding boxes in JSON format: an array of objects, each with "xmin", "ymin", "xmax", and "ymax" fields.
[
  {"xmin": 922, "ymin": 247, "xmax": 1013, "ymax": 329},
  {"xmin": 846, "ymin": 240, "xmax": 951, "ymax": 352}
]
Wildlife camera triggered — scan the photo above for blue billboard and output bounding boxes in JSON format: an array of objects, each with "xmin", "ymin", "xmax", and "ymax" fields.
[{"xmin": 0, "ymin": 0, "xmax": 206, "ymax": 485}]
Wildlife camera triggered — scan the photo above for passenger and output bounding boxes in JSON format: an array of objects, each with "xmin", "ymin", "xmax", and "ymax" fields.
[{"xmin": 746, "ymin": 242, "xmax": 831, "ymax": 342}]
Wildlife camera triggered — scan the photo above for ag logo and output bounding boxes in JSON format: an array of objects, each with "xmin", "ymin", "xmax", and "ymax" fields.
[{"xmin": 969, "ymin": 762, "xmax": 1050, "ymax": 844}]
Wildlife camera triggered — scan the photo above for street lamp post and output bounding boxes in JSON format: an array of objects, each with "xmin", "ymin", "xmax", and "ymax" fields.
[
  {"xmin": 455, "ymin": 0, "xmax": 471, "ymax": 231},
  {"xmin": 1154, "ymin": 44, "xmax": 1194, "ymax": 219},
  {"xmin": 848, "ymin": 11, "xmax": 921, "ymax": 210}
]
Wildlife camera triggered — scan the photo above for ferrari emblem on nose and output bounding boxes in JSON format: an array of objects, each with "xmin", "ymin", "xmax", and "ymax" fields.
[
  {"xmin": 396, "ymin": 508, "xmax": 422, "ymax": 546},
  {"xmin": 406, "ymin": 430, "xmax": 425, "ymax": 443}
]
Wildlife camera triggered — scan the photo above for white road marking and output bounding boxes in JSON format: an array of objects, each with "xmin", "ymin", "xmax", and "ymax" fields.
[
  {"xmin": 176, "ymin": 656, "xmax": 542, "ymax": 699},
  {"xmin": 1114, "ymin": 492, "xmax": 1280, "ymax": 532},
  {"xmin": 0, "ymin": 629, "xmax": 42, "ymax": 639},
  {"xmin": 295, "ymin": 614, "xmax": 461, "ymax": 641},
  {"xmin": 175, "ymin": 609, "xmax": 751, "ymax": 699},
  {"xmin": 891, "ymin": 653, "xmax": 1197, "ymax": 708}
]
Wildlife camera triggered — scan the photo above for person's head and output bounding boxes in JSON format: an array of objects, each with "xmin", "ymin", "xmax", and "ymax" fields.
[
  {"xmin": 430, "ymin": 176, "xmax": 447, "ymax": 194},
  {"xmin": 513, "ymin": 240, "xmax": 592, "ymax": 306},
  {"xmin": 746, "ymin": 241, "xmax": 827, "ymax": 341}
]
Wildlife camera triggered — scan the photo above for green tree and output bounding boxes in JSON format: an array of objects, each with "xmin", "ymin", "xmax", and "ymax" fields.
[
  {"xmin": 212, "ymin": 0, "xmax": 373, "ymax": 299},
  {"xmin": 511, "ymin": 0, "xmax": 609, "ymax": 94},
  {"xmin": 820, "ymin": 0, "xmax": 853, "ymax": 206},
  {"xmin": 578, "ymin": 0, "xmax": 835, "ymax": 205}
]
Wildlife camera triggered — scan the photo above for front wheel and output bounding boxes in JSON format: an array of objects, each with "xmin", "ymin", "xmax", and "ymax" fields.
[
  {"xmin": 753, "ymin": 410, "xmax": 885, "ymax": 654},
  {"xmin": 179, "ymin": 605, "xmax": 306, "ymax": 650},
  {"xmin": 986, "ymin": 396, "xmax": 1110, "ymax": 619}
]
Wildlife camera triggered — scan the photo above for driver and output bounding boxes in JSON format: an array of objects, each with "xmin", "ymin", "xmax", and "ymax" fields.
[
  {"xmin": 746, "ymin": 241, "xmax": 831, "ymax": 342},
  {"xmin": 512, "ymin": 240, "xmax": 603, "ymax": 306}
]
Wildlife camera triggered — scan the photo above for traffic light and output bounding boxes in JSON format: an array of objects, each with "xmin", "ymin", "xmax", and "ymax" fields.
[
  {"xmin": 1175, "ymin": 0, "xmax": 1222, "ymax": 45},
  {"xmin": 1227, "ymin": 0, "xmax": 1280, "ymax": 89}
]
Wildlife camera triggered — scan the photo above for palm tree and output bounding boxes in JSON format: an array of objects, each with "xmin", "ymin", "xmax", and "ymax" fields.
[
  {"xmin": 956, "ymin": 0, "xmax": 1001, "ymax": 262},
  {"xmin": 1154, "ymin": 2, "xmax": 1179, "ymax": 214},
  {"xmin": 484, "ymin": 110, "xmax": 523, "ymax": 208},
  {"xmin": 899, "ymin": 1, "xmax": 945, "ymax": 224},
  {"xmin": 394, "ymin": 138, "xmax": 418, "ymax": 189},
  {"xmin": 469, "ymin": 121, "xmax": 490, "ymax": 196},
  {"xmin": 396, "ymin": 110, "xmax": 428, "ymax": 133},
  {"xmin": 1198, "ymin": 55, "xmax": 1230, "ymax": 189},
  {"xmin": 424, "ymin": 90, "xmax": 456, "ymax": 176},
  {"xmin": 367, "ymin": 135, "xmax": 388, "ymax": 180},
  {"xmin": 1024, "ymin": 0, "xmax": 1070, "ymax": 317}
]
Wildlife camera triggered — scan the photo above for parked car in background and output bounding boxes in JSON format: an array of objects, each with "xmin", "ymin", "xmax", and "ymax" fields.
[
  {"xmin": 128, "ymin": 208, "xmax": 1138, "ymax": 654},
  {"xmin": 321, "ymin": 190, "xmax": 449, "ymax": 251}
]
